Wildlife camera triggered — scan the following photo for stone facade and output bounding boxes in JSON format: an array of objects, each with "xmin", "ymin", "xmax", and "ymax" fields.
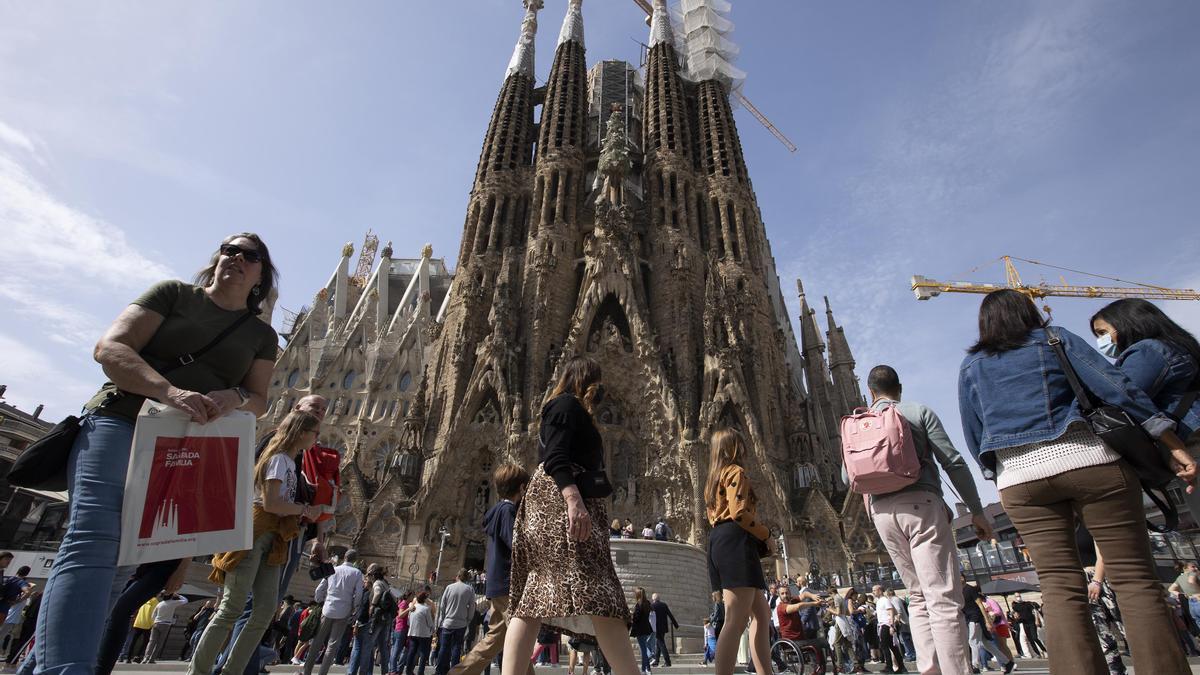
[
  {"xmin": 609, "ymin": 538, "xmax": 709, "ymax": 647},
  {"xmin": 264, "ymin": 0, "xmax": 887, "ymax": 587}
]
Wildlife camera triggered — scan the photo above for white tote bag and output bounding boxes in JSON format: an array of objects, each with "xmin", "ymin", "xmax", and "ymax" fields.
[{"xmin": 118, "ymin": 400, "xmax": 256, "ymax": 566}]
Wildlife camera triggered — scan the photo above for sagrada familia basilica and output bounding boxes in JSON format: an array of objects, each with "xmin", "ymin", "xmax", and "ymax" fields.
[{"xmin": 264, "ymin": 0, "xmax": 888, "ymax": 584}]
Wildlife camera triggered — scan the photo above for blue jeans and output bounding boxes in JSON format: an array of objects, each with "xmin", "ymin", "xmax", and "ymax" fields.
[
  {"xmin": 215, "ymin": 536, "xmax": 305, "ymax": 675},
  {"xmin": 389, "ymin": 629, "xmax": 408, "ymax": 673},
  {"xmin": 435, "ymin": 627, "xmax": 466, "ymax": 675},
  {"xmin": 347, "ymin": 624, "xmax": 369, "ymax": 675},
  {"xmin": 29, "ymin": 414, "xmax": 134, "ymax": 675},
  {"xmin": 403, "ymin": 636, "xmax": 431, "ymax": 675},
  {"xmin": 636, "ymin": 634, "xmax": 654, "ymax": 673}
]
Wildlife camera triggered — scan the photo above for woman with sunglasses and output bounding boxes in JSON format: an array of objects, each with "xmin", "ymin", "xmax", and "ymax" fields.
[{"xmin": 26, "ymin": 234, "xmax": 279, "ymax": 675}]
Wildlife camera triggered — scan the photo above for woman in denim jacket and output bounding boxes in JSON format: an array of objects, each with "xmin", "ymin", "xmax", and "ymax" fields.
[{"xmin": 957, "ymin": 290, "xmax": 1195, "ymax": 675}]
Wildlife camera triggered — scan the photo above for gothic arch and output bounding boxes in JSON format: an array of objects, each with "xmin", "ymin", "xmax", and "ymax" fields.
[{"xmin": 585, "ymin": 293, "xmax": 633, "ymax": 353}]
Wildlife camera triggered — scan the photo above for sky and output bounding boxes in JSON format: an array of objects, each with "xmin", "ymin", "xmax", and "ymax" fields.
[{"xmin": 2, "ymin": 1, "xmax": 1198, "ymax": 505}]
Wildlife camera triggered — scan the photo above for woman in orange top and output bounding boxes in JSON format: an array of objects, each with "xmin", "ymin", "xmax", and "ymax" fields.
[{"xmin": 704, "ymin": 428, "xmax": 775, "ymax": 675}]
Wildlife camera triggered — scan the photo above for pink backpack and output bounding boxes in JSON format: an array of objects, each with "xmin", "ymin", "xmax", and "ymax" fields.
[{"xmin": 840, "ymin": 405, "xmax": 921, "ymax": 495}]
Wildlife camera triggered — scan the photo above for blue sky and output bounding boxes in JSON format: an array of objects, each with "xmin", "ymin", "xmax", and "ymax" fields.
[{"xmin": 2, "ymin": 1, "xmax": 1198, "ymax": 503}]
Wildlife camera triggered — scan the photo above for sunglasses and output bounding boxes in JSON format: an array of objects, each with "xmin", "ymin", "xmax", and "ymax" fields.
[{"xmin": 219, "ymin": 243, "xmax": 263, "ymax": 264}]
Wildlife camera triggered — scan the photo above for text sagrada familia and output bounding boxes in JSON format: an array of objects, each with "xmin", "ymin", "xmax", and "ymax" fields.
[{"xmin": 264, "ymin": 0, "xmax": 888, "ymax": 584}]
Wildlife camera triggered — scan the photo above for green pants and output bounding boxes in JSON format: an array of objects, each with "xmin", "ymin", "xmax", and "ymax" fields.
[{"xmin": 187, "ymin": 532, "xmax": 282, "ymax": 675}]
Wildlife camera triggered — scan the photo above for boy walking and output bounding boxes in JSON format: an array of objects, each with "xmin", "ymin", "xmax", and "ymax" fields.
[{"xmin": 449, "ymin": 465, "xmax": 535, "ymax": 675}]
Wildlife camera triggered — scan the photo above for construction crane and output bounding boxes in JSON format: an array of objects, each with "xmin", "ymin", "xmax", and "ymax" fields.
[
  {"xmin": 631, "ymin": 0, "xmax": 798, "ymax": 153},
  {"xmin": 351, "ymin": 229, "xmax": 379, "ymax": 288},
  {"xmin": 912, "ymin": 256, "xmax": 1200, "ymax": 312}
]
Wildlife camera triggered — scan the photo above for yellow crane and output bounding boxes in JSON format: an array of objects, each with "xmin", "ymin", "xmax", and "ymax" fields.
[{"xmin": 912, "ymin": 256, "xmax": 1200, "ymax": 309}]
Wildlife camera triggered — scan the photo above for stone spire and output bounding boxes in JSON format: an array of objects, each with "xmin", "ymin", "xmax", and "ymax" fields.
[
  {"xmin": 505, "ymin": 0, "xmax": 543, "ymax": 80},
  {"xmin": 558, "ymin": 0, "xmax": 584, "ymax": 48},
  {"xmin": 649, "ymin": 0, "xmax": 674, "ymax": 48},
  {"xmin": 824, "ymin": 296, "xmax": 866, "ymax": 413}
]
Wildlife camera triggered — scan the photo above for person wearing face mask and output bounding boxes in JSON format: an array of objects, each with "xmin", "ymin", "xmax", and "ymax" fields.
[{"xmin": 501, "ymin": 356, "xmax": 639, "ymax": 675}]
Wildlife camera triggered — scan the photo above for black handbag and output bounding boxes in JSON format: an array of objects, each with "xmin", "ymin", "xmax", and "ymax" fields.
[
  {"xmin": 7, "ymin": 415, "xmax": 82, "ymax": 491},
  {"xmin": 1047, "ymin": 328, "xmax": 1181, "ymax": 532},
  {"xmin": 6, "ymin": 311, "xmax": 254, "ymax": 492}
]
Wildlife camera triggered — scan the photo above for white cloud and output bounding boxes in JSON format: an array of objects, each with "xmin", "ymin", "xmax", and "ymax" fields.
[
  {"xmin": 0, "ymin": 331, "xmax": 98, "ymax": 420},
  {"xmin": 0, "ymin": 119, "xmax": 37, "ymax": 155}
]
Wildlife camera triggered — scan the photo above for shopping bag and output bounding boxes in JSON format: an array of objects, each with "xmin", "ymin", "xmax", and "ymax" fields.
[{"xmin": 118, "ymin": 400, "xmax": 255, "ymax": 566}]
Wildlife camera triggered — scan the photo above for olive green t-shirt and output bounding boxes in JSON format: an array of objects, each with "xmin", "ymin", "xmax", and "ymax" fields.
[{"xmin": 85, "ymin": 280, "xmax": 279, "ymax": 421}]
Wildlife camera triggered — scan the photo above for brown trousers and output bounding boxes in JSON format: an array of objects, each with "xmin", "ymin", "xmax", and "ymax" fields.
[
  {"xmin": 447, "ymin": 596, "xmax": 535, "ymax": 675},
  {"xmin": 1000, "ymin": 460, "xmax": 1189, "ymax": 674}
]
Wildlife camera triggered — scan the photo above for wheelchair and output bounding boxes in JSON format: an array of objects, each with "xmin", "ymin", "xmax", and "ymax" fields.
[{"xmin": 770, "ymin": 637, "xmax": 838, "ymax": 675}]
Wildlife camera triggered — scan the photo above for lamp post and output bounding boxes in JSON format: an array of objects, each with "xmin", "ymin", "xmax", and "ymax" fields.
[
  {"xmin": 778, "ymin": 532, "xmax": 790, "ymax": 578},
  {"xmin": 433, "ymin": 524, "xmax": 451, "ymax": 585}
]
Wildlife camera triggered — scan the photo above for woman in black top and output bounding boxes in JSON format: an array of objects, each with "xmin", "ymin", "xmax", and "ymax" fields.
[
  {"xmin": 504, "ymin": 356, "xmax": 637, "ymax": 675},
  {"xmin": 629, "ymin": 588, "xmax": 655, "ymax": 674}
]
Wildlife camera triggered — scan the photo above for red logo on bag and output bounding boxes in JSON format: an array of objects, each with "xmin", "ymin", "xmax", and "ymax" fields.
[{"xmin": 139, "ymin": 435, "xmax": 239, "ymax": 538}]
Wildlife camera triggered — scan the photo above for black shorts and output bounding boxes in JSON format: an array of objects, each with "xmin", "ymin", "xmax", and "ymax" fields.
[{"xmin": 707, "ymin": 521, "xmax": 767, "ymax": 592}]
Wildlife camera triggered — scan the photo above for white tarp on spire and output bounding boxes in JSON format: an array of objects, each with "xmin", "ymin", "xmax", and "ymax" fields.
[
  {"xmin": 558, "ymin": 0, "xmax": 585, "ymax": 47},
  {"xmin": 505, "ymin": 0, "xmax": 544, "ymax": 79},
  {"xmin": 678, "ymin": 0, "xmax": 745, "ymax": 90}
]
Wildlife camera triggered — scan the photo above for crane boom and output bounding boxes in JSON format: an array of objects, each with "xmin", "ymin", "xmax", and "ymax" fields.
[{"xmin": 912, "ymin": 256, "xmax": 1200, "ymax": 303}]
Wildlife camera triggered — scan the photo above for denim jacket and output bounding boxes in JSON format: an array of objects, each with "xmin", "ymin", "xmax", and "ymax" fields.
[
  {"xmin": 957, "ymin": 326, "xmax": 1174, "ymax": 479},
  {"xmin": 1115, "ymin": 338, "xmax": 1200, "ymax": 440}
]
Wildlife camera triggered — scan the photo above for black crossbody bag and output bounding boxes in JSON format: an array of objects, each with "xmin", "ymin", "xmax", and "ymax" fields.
[
  {"xmin": 1046, "ymin": 328, "xmax": 1180, "ymax": 532},
  {"xmin": 7, "ymin": 311, "xmax": 254, "ymax": 491}
]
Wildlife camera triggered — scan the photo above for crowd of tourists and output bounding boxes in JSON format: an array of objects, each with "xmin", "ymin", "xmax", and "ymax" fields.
[{"xmin": 5, "ymin": 231, "xmax": 1200, "ymax": 675}]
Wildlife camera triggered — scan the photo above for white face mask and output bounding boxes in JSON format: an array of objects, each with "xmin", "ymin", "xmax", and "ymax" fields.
[{"xmin": 1096, "ymin": 333, "xmax": 1119, "ymax": 358}]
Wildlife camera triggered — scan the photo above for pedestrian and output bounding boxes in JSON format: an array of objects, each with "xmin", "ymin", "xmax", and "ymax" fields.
[
  {"xmin": 0, "ymin": 565, "xmax": 34, "ymax": 652},
  {"xmin": 653, "ymin": 517, "xmax": 673, "ymax": 542},
  {"xmin": 1005, "ymin": 609, "xmax": 1023, "ymax": 659},
  {"xmin": 96, "ymin": 558, "xmax": 193, "ymax": 674},
  {"xmin": 345, "ymin": 576, "xmax": 373, "ymax": 675},
  {"xmin": 980, "ymin": 593, "xmax": 1015, "ymax": 666},
  {"xmin": 648, "ymin": 593, "xmax": 678, "ymax": 667},
  {"xmin": 775, "ymin": 585, "xmax": 822, "ymax": 648},
  {"xmin": 449, "ymin": 464, "xmax": 534, "ymax": 675},
  {"xmin": 609, "ymin": 520, "xmax": 623, "ymax": 539},
  {"xmin": 883, "ymin": 589, "xmax": 915, "ymax": 663},
  {"xmin": 960, "ymin": 577, "xmax": 1013, "ymax": 673},
  {"xmin": 122, "ymin": 596, "xmax": 159, "ymax": 664},
  {"xmin": 354, "ymin": 564, "xmax": 397, "ymax": 675},
  {"xmin": 501, "ymin": 357, "xmax": 638, "ymax": 675},
  {"xmin": 871, "ymin": 585, "xmax": 907, "ymax": 674},
  {"xmin": 708, "ymin": 591, "xmax": 724, "ymax": 640},
  {"xmin": 856, "ymin": 365, "xmax": 990, "ymax": 675},
  {"xmin": 141, "ymin": 590, "xmax": 189, "ymax": 664},
  {"xmin": 1092, "ymin": 298, "xmax": 1200, "ymax": 516},
  {"xmin": 217, "ymin": 393, "xmax": 333, "ymax": 675},
  {"xmin": 1009, "ymin": 593, "xmax": 1044, "ymax": 658},
  {"xmin": 629, "ymin": 589, "xmax": 655, "ymax": 675},
  {"xmin": 704, "ymin": 427, "xmax": 775, "ymax": 675},
  {"xmin": 5, "ymin": 591, "xmax": 40, "ymax": 665},
  {"xmin": 404, "ymin": 592, "xmax": 436, "ymax": 675},
  {"xmin": 828, "ymin": 589, "xmax": 864, "ymax": 673},
  {"xmin": 430, "ymin": 569, "xmax": 475, "ymax": 674},
  {"xmin": 183, "ymin": 601, "xmax": 217, "ymax": 661},
  {"xmin": 622, "ymin": 520, "xmax": 635, "ymax": 539},
  {"xmin": 300, "ymin": 547, "xmax": 360, "ymax": 672},
  {"xmin": 702, "ymin": 619, "xmax": 716, "ymax": 666},
  {"xmin": 26, "ymin": 233, "xmax": 279, "ymax": 673},
  {"xmin": 1171, "ymin": 562, "xmax": 1200, "ymax": 636},
  {"xmin": 958, "ymin": 289, "xmax": 1196, "ymax": 673},
  {"xmin": 188, "ymin": 411, "xmax": 322, "ymax": 675},
  {"xmin": 389, "ymin": 590, "xmax": 415, "ymax": 675}
]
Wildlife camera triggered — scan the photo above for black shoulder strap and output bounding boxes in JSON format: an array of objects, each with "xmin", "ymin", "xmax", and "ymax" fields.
[
  {"xmin": 1170, "ymin": 384, "xmax": 1200, "ymax": 423},
  {"xmin": 160, "ymin": 311, "xmax": 255, "ymax": 375},
  {"xmin": 1046, "ymin": 327, "xmax": 1095, "ymax": 413}
]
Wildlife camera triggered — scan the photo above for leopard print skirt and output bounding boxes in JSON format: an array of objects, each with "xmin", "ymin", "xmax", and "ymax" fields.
[{"xmin": 510, "ymin": 465, "xmax": 631, "ymax": 637}]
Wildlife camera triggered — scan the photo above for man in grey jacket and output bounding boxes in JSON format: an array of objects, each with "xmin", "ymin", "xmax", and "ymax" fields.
[
  {"xmin": 859, "ymin": 365, "xmax": 995, "ymax": 675},
  {"xmin": 435, "ymin": 569, "xmax": 477, "ymax": 675}
]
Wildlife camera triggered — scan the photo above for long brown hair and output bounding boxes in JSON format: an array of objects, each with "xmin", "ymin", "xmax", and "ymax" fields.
[
  {"xmin": 545, "ymin": 355, "xmax": 603, "ymax": 411},
  {"xmin": 634, "ymin": 586, "xmax": 651, "ymax": 613},
  {"xmin": 255, "ymin": 411, "xmax": 319, "ymax": 488},
  {"xmin": 704, "ymin": 427, "xmax": 749, "ymax": 509}
]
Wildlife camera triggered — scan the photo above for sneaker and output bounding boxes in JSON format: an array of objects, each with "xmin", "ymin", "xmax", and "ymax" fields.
[{"xmin": 1003, "ymin": 663, "xmax": 1016, "ymax": 674}]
